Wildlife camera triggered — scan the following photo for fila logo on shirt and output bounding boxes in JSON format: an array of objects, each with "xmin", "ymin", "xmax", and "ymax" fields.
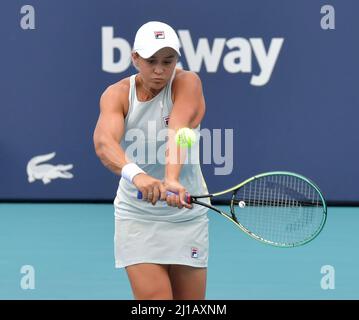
[
  {"xmin": 163, "ymin": 116, "xmax": 170, "ymax": 127},
  {"xmin": 191, "ymin": 247, "xmax": 199, "ymax": 259},
  {"xmin": 101, "ymin": 27, "xmax": 284, "ymax": 86}
]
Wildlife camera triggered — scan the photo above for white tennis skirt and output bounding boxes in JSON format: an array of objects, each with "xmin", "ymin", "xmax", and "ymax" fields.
[{"xmin": 114, "ymin": 214, "xmax": 209, "ymax": 269}]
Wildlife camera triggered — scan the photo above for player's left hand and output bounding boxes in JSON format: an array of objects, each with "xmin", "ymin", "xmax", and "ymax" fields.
[{"xmin": 163, "ymin": 179, "xmax": 192, "ymax": 209}]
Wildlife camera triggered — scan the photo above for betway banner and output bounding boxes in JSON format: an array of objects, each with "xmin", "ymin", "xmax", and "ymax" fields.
[
  {"xmin": 102, "ymin": 27, "xmax": 284, "ymax": 86},
  {"xmin": 1, "ymin": 0, "xmax": 358, "ymax": 203}
]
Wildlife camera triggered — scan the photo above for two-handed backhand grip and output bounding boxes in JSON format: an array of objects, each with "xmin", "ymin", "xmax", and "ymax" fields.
[{"xmin": 137, "ymin": 190, "xmax": 192, "ymax": 204}]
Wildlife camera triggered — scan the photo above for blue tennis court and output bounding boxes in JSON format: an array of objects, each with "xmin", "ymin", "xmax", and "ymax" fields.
[{"xmin": 0, "ymin": 204, "xmax": 357, "ymax": 300}]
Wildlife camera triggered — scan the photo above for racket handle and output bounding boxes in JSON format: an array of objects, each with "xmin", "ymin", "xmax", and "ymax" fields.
[{"xmin": 137, "ymin": 191, "xmax": 192, "ymax": 204}]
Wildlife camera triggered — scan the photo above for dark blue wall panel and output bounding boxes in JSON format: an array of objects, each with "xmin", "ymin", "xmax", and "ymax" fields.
[{"xmin": 1, "ymin": 0, "xmax": 357, "ymax": 202}]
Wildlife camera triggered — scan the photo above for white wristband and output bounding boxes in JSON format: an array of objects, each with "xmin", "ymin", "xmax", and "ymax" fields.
[{"xmin": 121, "ymin": 163, "xmax": 145, "ymax": 183}]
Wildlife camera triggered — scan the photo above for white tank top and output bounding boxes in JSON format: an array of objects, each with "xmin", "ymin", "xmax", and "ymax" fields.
[{"xmin": 114, "ymin": 71, "xmax": 210, "ymax": 222}]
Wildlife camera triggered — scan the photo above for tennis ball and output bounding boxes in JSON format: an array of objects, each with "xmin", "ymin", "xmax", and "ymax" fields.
[{"xmin": 175, "ymin": 128, "xmax": 196, "ymax": 147}]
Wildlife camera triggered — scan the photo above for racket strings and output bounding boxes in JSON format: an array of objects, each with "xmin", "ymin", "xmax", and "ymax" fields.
[
  {"xmin": 232, "ymin": 175, "xmax": 325, "ymax": 246},
  {"xmin": 232, "ymin": 199, "xmax": 319, "ymax": 207}
]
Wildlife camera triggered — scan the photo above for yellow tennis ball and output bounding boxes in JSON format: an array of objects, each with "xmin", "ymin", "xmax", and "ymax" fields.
[{"xmin": 175, "ymin": 128, "xmax": 196, "ymax": 147}]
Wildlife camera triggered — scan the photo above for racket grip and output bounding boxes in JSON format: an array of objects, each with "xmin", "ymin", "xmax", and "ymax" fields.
[{"xmin": 137, "ymin": 191, "xmax": 192, "ymax": 204}]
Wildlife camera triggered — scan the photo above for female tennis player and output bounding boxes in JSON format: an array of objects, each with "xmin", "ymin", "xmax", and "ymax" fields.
[{"xmin": 93, "ymin": 21, "xmax": 210, "ymax": 300}]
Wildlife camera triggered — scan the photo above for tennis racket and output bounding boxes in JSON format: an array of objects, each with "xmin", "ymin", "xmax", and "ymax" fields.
[{"xmin": 137, "ymin": 171, "xmax": 327, "ymax": 247}]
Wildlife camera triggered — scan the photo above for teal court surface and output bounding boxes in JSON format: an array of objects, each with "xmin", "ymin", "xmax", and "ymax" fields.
[{"xmin": 0, "ymin": 204, "xmax": 358, "ymax": 299}]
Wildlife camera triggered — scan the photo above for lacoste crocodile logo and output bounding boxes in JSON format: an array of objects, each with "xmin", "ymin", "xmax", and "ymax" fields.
[{"xmin": 26, "ymin": 152, "xmax": 74, "ymax": 184}]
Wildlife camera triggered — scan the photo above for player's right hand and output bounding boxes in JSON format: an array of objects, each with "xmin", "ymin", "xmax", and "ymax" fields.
[{"xmin": 132, "ymin": 173, "xmax": 167, "ymax": 205}]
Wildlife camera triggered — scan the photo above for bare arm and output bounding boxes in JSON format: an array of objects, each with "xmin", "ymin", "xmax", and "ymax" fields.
[
  {"xmin": 165, "ymin": 71, "xmax": 206, "ymax": 208},
  {"xmin": 93, "ymin": 84, "xmax": 129, "ymax": 175},
  {"xmin": 93, "ymin": 82, "xmax": 166, "ymax": 204}
]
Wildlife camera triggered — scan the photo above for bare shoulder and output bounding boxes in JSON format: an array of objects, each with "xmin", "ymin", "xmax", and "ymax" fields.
[
  {"xmin": 171, "ymin": 70, "xmax": 205, "ymax": 128},
  {"xmin": 173, "ymin": 69, "xmax": 202, "ymax": 88},
  {"xmin": 99, "ymin": 77, "xmax": 130, "ymax": 114}
]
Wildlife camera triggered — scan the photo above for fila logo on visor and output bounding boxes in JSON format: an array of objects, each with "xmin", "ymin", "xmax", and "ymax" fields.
[{"xmin": 154, "ymin": 31, "xmax": 165, "ymax": 39}]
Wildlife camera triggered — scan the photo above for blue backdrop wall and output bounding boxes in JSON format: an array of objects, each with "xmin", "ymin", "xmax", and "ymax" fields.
[{"xmin": 1, "ymin": 0, "xmax": 358, "ymax": 202}]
